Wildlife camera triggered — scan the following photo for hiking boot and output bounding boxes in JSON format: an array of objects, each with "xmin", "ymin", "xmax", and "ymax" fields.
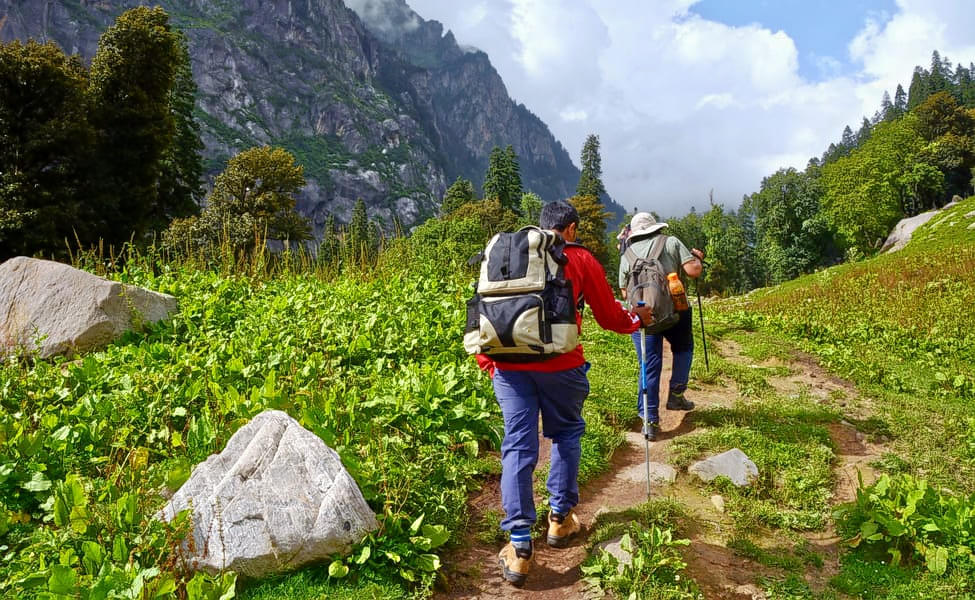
[
  {"xmin": 547, "ymin": 509, "xmax": 582, "ymax": 548},
  {"xmin": 498, "ymin": 542, "xmax": 533, "ymax": 586},
  {"xmin": 666, "ymin": 390, "xmax": 695, "ymax": 411},
  {"xmin": 642, "ymin": 421, "xmax": 660, "ymax": 442}
]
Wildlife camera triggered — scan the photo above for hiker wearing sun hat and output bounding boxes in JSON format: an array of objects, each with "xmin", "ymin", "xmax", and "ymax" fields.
[{"xmin": 619, "ymin": 212, "xmax": 705, "ymax": 441}]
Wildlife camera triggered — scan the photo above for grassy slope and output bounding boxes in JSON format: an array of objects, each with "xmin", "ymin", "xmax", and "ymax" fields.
[{"xmin": 707, "ymin": 195, "xmax": 975, "ymax": 597}]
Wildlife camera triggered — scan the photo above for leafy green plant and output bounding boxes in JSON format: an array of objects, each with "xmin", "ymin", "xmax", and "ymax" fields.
[
  {"xmin": 581, "ymin": 525, "xmax": 700, "ymax": 599},
  {"xmin": 834, "ymin": 473, "xmax": 975, "ymax": 575}
]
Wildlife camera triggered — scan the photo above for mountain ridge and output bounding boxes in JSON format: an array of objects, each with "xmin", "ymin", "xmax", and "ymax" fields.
[{"xmin": 0, "ymin": 0, "xmax": 622, "ymax": 237}]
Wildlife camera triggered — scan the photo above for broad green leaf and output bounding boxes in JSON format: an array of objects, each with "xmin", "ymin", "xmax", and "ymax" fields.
[
  {"xmin": 926, "ymin": 546, "xmax": 948, "ymax": 575},
  {"xmin": 410, "ymin": 513, "xmax": 425, "ymax": 534},
  {"xmin": 355, "ymin": 545, "xmax": 372, "ymax": 565},
  {"xmin": 22, "ymin": 472, "xmax": 52, "ymax": 492},
  {"xmin": 422, "ymin": 524, "xmax": 450, "ymax": 549},
  {"xmin": 328, "ymin": 560, "xmax": 349, "ymax": 578},
  {"xmin": 416, "ymin": 553, "xmax": 441, "ymax": 572},
  {"xmin": 48, "ymin": 564, "xmax": 76, "ymax": 594}
]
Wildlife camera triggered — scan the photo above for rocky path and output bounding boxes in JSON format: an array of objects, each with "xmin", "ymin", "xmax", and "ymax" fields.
[{"xmin": 435, "ymin": 340, "xmax": 887, "ymax": 600}]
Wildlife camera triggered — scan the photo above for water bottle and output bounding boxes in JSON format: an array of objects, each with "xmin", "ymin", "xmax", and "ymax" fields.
[{"xmin": 668, "ymin": 273, "xmax": 689, "ymax": 311}]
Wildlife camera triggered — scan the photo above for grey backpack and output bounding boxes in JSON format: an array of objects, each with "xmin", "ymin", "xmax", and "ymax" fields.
[{"xmin": 624, "ymin": 235, "xmax": 678, "ymax": 334}]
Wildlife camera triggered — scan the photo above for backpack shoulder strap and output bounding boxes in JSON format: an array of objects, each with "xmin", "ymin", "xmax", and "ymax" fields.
[
  {"xmin": 623, "ymin": 244, "xmax": 641, "ymax": 265},
  {"xmin": 648, "ymin": 234, "xmax": 668, "ymax": 261}
]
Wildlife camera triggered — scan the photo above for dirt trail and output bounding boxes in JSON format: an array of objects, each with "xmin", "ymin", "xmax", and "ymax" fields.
[{"xmin": 436, "ymin": 340, "xmax": 886, "ymax": 600}]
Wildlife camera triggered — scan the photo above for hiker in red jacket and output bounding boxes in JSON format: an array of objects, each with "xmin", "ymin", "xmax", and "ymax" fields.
[{"xmin": 477, "ymin": 201, "xmax": 653, "ymax": 586}]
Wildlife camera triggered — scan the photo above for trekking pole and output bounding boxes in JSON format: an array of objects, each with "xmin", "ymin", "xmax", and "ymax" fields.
[
  {"xmin": 637, "ymin": 301, "xmax": 651, "ymax": 498},
  {"xmin": 696, "ymin": 261, "xmax": 711, "ymax": 372}
]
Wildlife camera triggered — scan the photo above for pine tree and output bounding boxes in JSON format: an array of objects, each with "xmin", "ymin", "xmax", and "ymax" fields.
[
  {"xmin": 348, "ymin": 197, "xmax": 371, "ymax": 262},
  {"xmin": 88, "ymin": 6, "xmax": 184, "ymax": 245},
  {"xmin": 576, "ymin": 133, "xmax": 607, "ymax": 199},
  {"xmin": 840, "ymin": 125, "xmax": 856, "ymax": 149},
  {"xmin": 569, "ymin": 194, "xmax": 612, "ymax": 267},
  {"xmin": 894, "ymin": 84, "xmax": 908, "ymax": 115},
  {"xmin": 880, "ymin": 90, "xmax": 894, "ymax": 121},
  {"xmin": 0, "ymin": 40, "xmax": 93, "ymax": 259},
  {"xmin": 856, "ymin": 118, "xmax": 872, "ymax": 146},
  {"xmin": 154, "ymin": 32, "xmax": 204, "ymax": 233},
  {"xmin": 504, "ymin": 145, "xmax": 523, "ymax": 209},
  {"xmin": 321, "ymin": 214, "xmax": 340, "ymax": 264},
  {"xmin": 482, "ymin": 146, "xmax": 505, "ymax": 204},
  {"xmin": 483, "ymin": 145, "xmax": 522, "ymax": 211},
  {"xmin": 908, "ymin": 68, "xmax": 927, "ymax": 110}
]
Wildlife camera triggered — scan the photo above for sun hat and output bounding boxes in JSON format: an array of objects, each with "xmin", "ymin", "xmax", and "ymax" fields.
[{"xmin": 628, "ymin": 212, "xmax": 668, "ymax": 239}]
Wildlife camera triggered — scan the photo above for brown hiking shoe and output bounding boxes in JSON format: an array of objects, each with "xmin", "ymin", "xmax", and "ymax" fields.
[
  {"xmin": 547, "ymin": 510, "xmax": 581, "ymax": 548},
  {"xmin": 498, "ymin": 542, "xmax": 533, "ymax": 586}
]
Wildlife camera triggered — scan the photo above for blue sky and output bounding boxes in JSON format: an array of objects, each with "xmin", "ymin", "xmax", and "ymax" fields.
[{"xmin": 691, "ymin": 0, "xmax": 897, "ymax": 80}]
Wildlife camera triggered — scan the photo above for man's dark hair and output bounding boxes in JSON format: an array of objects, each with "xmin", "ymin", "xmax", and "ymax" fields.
[{"xmin": 539, "ymin": 201, "xmax": 579, "ymax": 231}]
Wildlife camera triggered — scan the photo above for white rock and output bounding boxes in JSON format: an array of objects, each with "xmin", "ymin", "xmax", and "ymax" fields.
[
  {"xmin": 0, "ymin": 257, "xmax": 177, "ymax": 358},
  {"xmin": 159, "ymin": 410, "xmax": 378, "ymax": 578},
  {"xmin": 596, "ymin": 536, "xmax": 632, "ymax": 572},
  {"xmin": 880, "ymin": 210, "xmax": 939, "ymax": 253},
  {"xmin": 688, "ymin": 448, "xmax": 758, "ymax": 487},
  {"xmin": 711, "ymin": 494, "xmax": 726, "ymax": 513}
]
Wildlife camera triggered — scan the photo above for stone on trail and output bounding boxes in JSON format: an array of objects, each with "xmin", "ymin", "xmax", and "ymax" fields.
[
  {"xmin": 596, "ymin": 536, "xmax": 633, "ymax": 572},
  {"xmin": 711, "ymin": 494, "xmax": 726, "ymax": 513},
  {"xmin": 617, "ymin": 461, "xmax": 677, "ymax": 485},
  {"xmin": 688, "ymin": 448, "xmax": 758, "ymax": 487},
  {"xmin": 0, "ymin": 256, "xmax": 177, "ymax": 359},
  {"xmin": 159, "ymin": 410, "xmax": 378, "ymax": 578}
]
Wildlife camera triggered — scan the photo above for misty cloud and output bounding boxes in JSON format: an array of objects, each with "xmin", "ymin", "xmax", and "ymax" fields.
[{"xmin": 380, "ymin": 0, "xmax": 975, "ymax": 217}]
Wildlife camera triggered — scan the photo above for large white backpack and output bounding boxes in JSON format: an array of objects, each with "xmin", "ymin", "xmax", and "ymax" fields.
[{"xmin": 464, "ymin": 226, "xmax": 579, "ymax": 361}]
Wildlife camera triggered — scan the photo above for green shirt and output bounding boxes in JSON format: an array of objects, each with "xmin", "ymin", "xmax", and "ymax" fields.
[{"xmin": 618, "ymin": 232, "xmax": 695, "ymax": 290}]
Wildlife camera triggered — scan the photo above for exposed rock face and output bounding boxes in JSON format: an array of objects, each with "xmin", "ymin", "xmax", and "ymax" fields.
[
  {"xmin": 0, "ymin": 257, "xmax": 177, "ymax": 358},
  {"xmin": 0, "ymin": 0, "xmax": 622, "ymax": 235},
  {"xmin": 688, "ymin": 448, "xmax": 758, "ymax": 487},
  {"xmin": 880, "ymin": 210, "xmax": 941, "ymax": 253},
  {"xmin": 159, "ymin": 410, "xmax": 378, "ymax": 578}
]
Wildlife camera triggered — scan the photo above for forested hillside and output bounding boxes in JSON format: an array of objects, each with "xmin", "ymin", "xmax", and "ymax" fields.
[
  {"xmin": 666, "ymin": 51, "xmax": 975, "ymax": 295},
  {"xmin": 0, "ymin": 0, "xmax": 619, "ymax": 241}
]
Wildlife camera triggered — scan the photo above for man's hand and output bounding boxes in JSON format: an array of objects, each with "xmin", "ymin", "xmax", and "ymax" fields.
[
  {"xmin": 633, "ymin": 304, "xmax": 653, "ymax": 326},
  {"xmin": 691, "ymin": 248, "xmax": 705, "ymax": 260}
]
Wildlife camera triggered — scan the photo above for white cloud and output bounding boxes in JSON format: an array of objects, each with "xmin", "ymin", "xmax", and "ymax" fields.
[{"xmin": 401, "ymin": 0, "xmax": 975, "ymax": 216}]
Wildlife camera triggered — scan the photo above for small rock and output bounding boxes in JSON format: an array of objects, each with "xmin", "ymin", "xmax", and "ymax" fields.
[
  {"xmin": 596, "ymin": 536, "xmax": 632, "ymax": 572},
  {"xmin": 617, "ymin": 461, "xmax": 677, "ymax": 485},
  {"xmin": 593, "ymin": 506, "xmax": 611, "ymax": 521},
  {"xmin": 688, "ymin": 448, "xmax": 758, "ymax": 487},
  {"xmin": 855, "ymin": 431, "xmax": 866, "ymax": 443},
  {"xmin": 711, "ymin": 494, "xmax": 726, "ymax": 513},
  {"xmin": 965, "ymin": 210, "xmax": 975, "ymax": 218},
  {"xmin": 734, "ymin": 583, "xmax": 768, "ymax": 599},
  {"xmin": 968, "ymin": 222, "xmax": 975, "ymax": 230}
]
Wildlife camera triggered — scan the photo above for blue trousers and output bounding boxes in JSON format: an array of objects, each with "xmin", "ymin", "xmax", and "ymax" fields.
[
  {"xmin": 632, "ymin": 308, "xmax": 694, "ymax": 423},
  {"xmin": 492, "ymin": 365, "xmax": 590, "ymax": 531}
]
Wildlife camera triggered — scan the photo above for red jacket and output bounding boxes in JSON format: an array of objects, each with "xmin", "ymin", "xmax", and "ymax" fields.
[{"xmin": 477, "ymin": 245, "xmax": 642, "ymax": 374}]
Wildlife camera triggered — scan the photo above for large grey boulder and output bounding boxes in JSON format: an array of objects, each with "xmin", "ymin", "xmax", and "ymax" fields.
[
  {"xmin": 0, "ymin": 257, "xmax": 177, "ymax": 358},
  {"xmin": 880, "ymin": 210, "xmax": 940, "ymax": 253},
  {"xmin": 159, "ymin": 410, "xmax": 378, "ymax": 578},
  {"xmin": 688, "ymin": 448, "xmax": 758, "ymax": 487}
]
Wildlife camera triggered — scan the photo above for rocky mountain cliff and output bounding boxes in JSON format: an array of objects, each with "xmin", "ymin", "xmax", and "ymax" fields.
[{"xmin": 1, "ymin": 0, "xmax": 619, "ymax": 237}]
